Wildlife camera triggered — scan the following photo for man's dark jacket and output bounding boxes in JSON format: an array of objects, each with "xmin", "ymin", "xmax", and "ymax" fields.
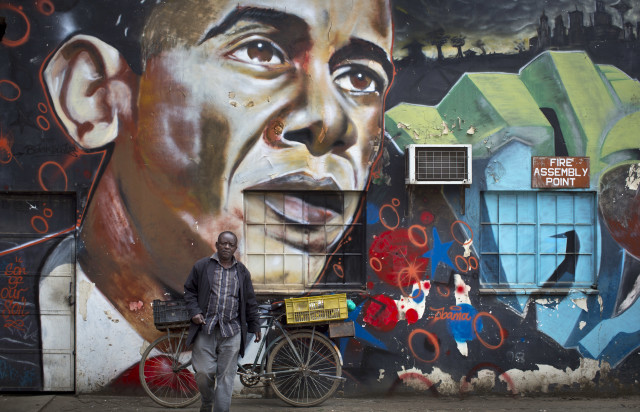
[{"xmin": 183, "ymin": 256, "xmax": 260, "ymax": 357}]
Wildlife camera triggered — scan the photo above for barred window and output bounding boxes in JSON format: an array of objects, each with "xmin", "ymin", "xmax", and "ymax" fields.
[
  {"xmin": 244, "ymin": 191, "xmax": 365, "ymax": 292},
  {"xmin": 480, "ymin": 191, "xmax": 596, "ymax": 290}
]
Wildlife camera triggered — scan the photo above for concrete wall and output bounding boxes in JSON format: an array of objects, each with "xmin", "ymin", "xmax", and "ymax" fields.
[{"xmin": 1, "ymin": 0, "xmax": 639, "ymax": 396}]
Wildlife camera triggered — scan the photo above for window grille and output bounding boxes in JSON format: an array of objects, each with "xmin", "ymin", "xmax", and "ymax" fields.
[
  {"xmin": 405, "ymin": 144, "xmax": 472, "ymax": 184},
  {"xmin": 480, "ymin": 191, "xmax": 596, "ymax": 290}
]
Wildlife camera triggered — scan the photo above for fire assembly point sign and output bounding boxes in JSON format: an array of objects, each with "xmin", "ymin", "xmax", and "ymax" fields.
[{"xmin": 531, "ymin": 157, "xmax": 590, "ymax": 188}]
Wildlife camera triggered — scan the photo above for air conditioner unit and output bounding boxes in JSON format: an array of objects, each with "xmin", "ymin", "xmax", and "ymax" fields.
[{"xmin": 405, "ymin": 144, "xmax": 472, "ymax": 185}]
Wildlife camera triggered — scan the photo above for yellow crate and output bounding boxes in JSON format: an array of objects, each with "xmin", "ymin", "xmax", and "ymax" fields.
[{"xmin": 285, "ymin": 294, "xmax": 348, "ymax": 324}]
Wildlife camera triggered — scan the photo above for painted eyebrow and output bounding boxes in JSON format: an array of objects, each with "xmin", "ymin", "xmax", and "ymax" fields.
[
  {"xmin": 198, "ymin": 6, "xmax": 394, "ymax": 82},
  {"xmin": 197, "ymin": 7, "xmax": 306, "ymax": 45},
  {"xmin": 328, "ymin": 38, "xmax": 394, "ymax": 84}
]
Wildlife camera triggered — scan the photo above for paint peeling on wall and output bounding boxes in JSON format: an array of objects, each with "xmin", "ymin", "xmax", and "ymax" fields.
[
  {"xmin": 128, "ymin": 301, "xmax": 143, "ymax": 311},
  {"xmin": 104, "ymin": 311, "xmax": 120, "ymax": 323},
  {"xmin": 395, "ymin": 359, "xmax": 611, "ymax": 395},
  {"xmin": 625, "ymin": 163, "xmax": 640, "ymax": 191},
  {"xmin": 501, "ymin": 359, "xmax": 607, "ymax": 394},
  {"xmin": 396, "ymin": 366, "xmax": 458, "ymax": 393},
  {"xmin": 78, "ymin": 280, "xmax": 94, "ymax": 322},
  {"xmin": 571, "ymin": 298, "xmax": 588, "ymax": 312}
]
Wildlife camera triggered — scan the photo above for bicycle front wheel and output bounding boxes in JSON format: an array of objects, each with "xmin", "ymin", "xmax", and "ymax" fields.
[
  {"xmin": 139, "ymin": 332, "xmax": 201, "ymax": 408},
  {"xmin": 267, "ymin": 331, "xmax": 342, "ymax": 407}
]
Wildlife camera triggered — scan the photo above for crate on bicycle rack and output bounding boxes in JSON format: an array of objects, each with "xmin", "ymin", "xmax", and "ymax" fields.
[
  {"xmin": 285, "ymin": 294, "xmax": 348, "ymax": 324},
  {"xmin": 152, "ymin": 299, "xmax": 191, "ymax": 328}
]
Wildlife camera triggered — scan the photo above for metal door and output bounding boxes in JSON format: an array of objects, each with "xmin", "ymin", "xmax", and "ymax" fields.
[{"xmin": 0, "ymin": 193, "xmax": 76, "ymax": 391}]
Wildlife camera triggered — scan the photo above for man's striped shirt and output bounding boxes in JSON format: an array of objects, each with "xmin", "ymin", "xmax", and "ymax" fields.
[{"xmin": 204, "ymin": 253, "xmax": 240, "ymax": 337}]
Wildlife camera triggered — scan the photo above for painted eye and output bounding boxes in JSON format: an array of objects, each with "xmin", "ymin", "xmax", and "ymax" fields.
[
  {"xmin": 335, "ymin": 69, "xmax": 380, "ymax": 94},
  {"xmin": 229, "ymin": 40, "xmax": 286, "ymax": 66}
]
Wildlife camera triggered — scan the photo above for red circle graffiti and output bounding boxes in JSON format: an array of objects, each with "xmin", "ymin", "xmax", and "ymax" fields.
[
  {"xmin": 455, "ymin": 255, "xmax": 469, "ymax": 272},
  {"xmin": 332, "ymin": 264, "xmax": 344, "ymax": 279},
  {"xmin": 36, "ymin": 0, "xmax": 55, "ymax": 15},
  {"xmin": 473, "ymin": 312, "xmax": 506, "ymax": 350},
  {"xmin": 31, "ymin": 215, "xmax": 49, "ymax": 234},
  {"xmin": 408, "ymin": 329, "xmax": 440, "ymax": 363},
  {"xmin": 0, "ymin": 5, "xmax": 31, "ymax": 47},
  {"xmin": 451, "ymin": 220, "xmax": 473, "ymax": 246},
  {"xmin": 0, "ymin": 80, "xmax": 21, "ymax": 102},
  {"xmin": 37, "ymin": 115, "xmax": 50, "ymax": 131},
  {"xmin": 38, "ymin": 102, "xmax": 48, "ymax": 113},
  {"xmin": 420, "ymin": 211, "xmax": 434, "ymax": 225},
  {"xmin": 43, "ymin": 208, "xmax": 53, "ymax": 218},
  {"xmin": 369, "ymin": 230, "xmax": 429, "ymax": 288},
  {"xmin": 468, "ymin": 256, "xmax": 478, "ymax": 270},
  {"xmin": 369, "ymin": 257, "xmax": 382, "ymax": 272},
  {"xmin": 408, "ymin": 225, "xmax": 428, "ymax": 248},
  {"xmin": 379, "ymin": 204, "xmax": 400, "ymax": 231},
  {"xmin": 38, "ymin": 161, "xmax": 68, "ymax": 191},
  {"xmin": 0, "ymin": 136, "xmax": 13, "ymax": 165},
  {"xmin": 362, "ymin": 294, "xmax": 399, "ymax": 332},
  {"xmin": 391, "ymin": 198, "xmax": 400, "ymax": 207},
  {"xmin": 405, "ymin": 308, "xmax": 419, "ymax": 324}
]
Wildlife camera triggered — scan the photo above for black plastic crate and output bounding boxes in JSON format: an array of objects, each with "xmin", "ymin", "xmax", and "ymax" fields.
[{"xmin": 152, "ymin": 299, "xmax": 191, "ymax": 328}]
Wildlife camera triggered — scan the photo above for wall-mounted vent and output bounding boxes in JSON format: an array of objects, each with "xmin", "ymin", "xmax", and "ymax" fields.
[{"xmin": 405, "ymin": 144, "xmax": 472, "ymax": 184}]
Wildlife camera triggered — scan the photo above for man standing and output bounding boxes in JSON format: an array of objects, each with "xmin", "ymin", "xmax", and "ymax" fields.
[{"xmin": 184, "ymin": 231, "xmax": 261, "ymax": 412}]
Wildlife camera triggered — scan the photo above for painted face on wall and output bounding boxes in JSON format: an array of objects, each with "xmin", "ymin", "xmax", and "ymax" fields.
[{"xmin": 128, "ymin": 0, "xmax": 393, "ymax": 285}]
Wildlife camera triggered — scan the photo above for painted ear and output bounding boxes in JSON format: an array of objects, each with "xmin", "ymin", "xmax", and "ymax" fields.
[{"xmin": 44, "ymin": 35, "xmax": 135, "ymax": 149}]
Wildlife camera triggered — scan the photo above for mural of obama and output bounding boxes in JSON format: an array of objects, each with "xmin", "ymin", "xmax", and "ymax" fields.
[{"xmin": 41, "ymin": 0, "xmax": 393, "ymax": 383}]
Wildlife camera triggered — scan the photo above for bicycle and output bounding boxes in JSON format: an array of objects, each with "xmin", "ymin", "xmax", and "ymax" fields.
[
  {"xmin": 236, "ymin": 300, "xmax": 348, "ymax": 407},
  {"xmin": 139, "ymin": 301, "xmax": 200, "ymax": 408},
  {"xmin": 140, "ymin": 296, "xmax": 351, "ymax": 408}
]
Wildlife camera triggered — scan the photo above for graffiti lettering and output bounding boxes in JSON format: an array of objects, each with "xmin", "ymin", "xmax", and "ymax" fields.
[
  {"xmin": 1, "ymin": 257, "xmax": 29, "ymax": 332},
  {"xmin": 429, "ymin": 306, "xmax": 472, "ymax": 322}
]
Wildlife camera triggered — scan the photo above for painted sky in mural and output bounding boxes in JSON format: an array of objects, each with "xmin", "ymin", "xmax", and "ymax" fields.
[{"xmin": 393, "ymin": 0, "xmax": 640, "ymax": 57}]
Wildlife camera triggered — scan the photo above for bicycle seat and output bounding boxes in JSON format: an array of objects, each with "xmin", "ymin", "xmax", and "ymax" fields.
[{"xmin": 258, "ymin": 301, "xmax": 285, "ymax": 312}]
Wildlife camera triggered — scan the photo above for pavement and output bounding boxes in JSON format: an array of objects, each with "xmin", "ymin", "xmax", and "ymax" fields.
[{"xmin": 2, "ymin": 393, "xmax": 640, "ymax": 412}]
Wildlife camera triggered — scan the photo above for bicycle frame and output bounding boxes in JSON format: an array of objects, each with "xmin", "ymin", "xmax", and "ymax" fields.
[{"xmin": 236, "ymin": 309, "xmax": 344, "ymax": 383}]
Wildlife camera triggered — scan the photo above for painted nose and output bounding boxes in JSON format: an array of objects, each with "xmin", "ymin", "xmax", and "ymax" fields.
[{"xmin": 282, "ymin": 64, "xmax": 357, "ymax": 156}]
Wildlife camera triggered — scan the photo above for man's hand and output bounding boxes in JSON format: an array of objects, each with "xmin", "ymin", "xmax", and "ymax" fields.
[
  {"xmin": 192, "ymin": 313, "xmax": 205, "ymax": 325},
  {"xmin": 254, "ymin": 330, "xmax": 262, "ymax": 342}
]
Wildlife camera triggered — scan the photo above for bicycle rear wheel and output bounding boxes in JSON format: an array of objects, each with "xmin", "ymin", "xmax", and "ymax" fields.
[
  {"xmin": 267, "ymin": 331, "xmax": 342, "ymax": 407},
  {"xmin": 139, "ymin": 332, "xmax": 201, "ymax": 408}
]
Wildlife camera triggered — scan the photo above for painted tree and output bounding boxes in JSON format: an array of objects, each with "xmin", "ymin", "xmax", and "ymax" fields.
[
  {"xmin": 450, "ymin": 35, "xmax": 466, "ymax": 58},
  {"xmin": 473, "ymin": 38, "xmax": 486, "ymax": 55},
  {"xmin": 428, "ymin": 28, "xmax": 449, "ymax": 60}
]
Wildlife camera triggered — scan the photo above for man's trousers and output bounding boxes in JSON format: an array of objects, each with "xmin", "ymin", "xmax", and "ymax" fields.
[{"xmin": 191, "ymin": 327, "xmax": 241, "ymax": 412}]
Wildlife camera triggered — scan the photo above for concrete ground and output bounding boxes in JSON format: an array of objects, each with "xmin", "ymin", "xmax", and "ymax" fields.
[{"xmin": 2, "ymin": 393, "xmax": 640, "ymax": 412}]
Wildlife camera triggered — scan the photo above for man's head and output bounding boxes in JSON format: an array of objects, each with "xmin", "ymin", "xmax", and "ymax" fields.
[
  {"xmin": 44, "ymin": 0, "xmax": 393, "ymax": 291},
  {"xmin": 216, "ymin": 231, "xmax": 238, "ymax": 262}
]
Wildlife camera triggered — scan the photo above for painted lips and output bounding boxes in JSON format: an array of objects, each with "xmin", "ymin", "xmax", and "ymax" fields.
[{"xmin": 266, "ymin": 194, "xmax": 342, "ymax": 225}]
